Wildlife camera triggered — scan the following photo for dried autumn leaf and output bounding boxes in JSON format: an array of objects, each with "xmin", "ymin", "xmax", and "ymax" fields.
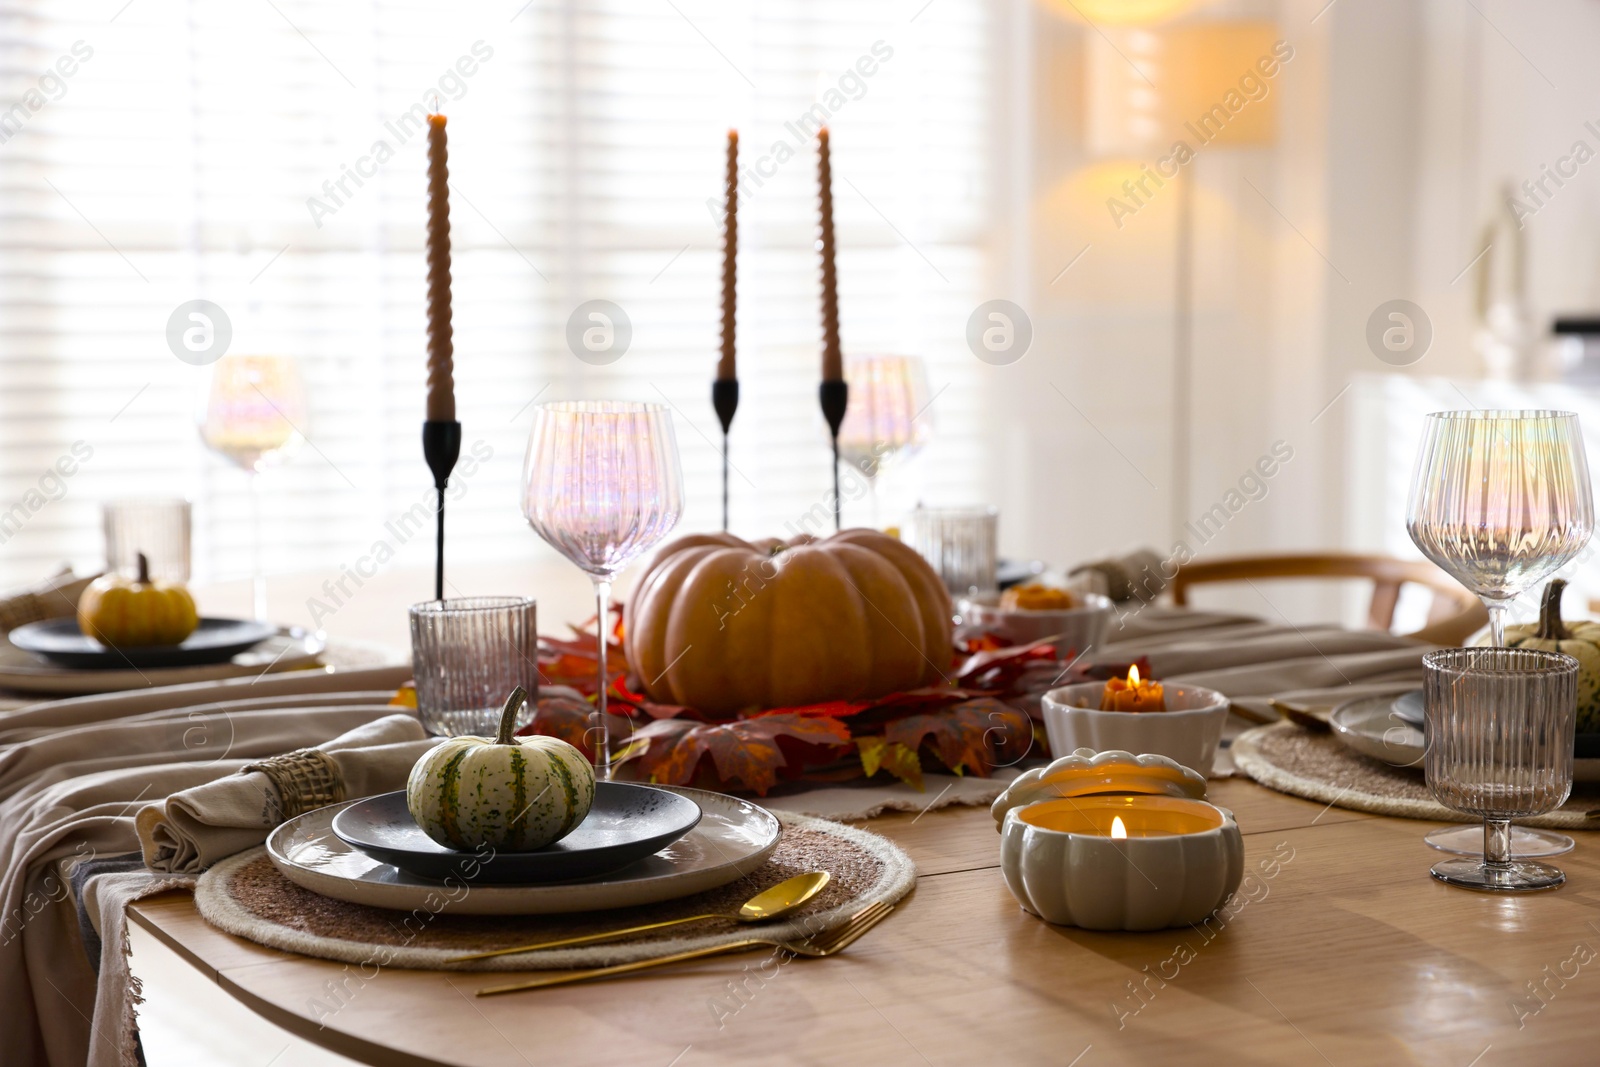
[
  {"xmin": 537, "ymin": 611, "xmax": 628, "ymax": 695},
  {"xmin": 885, "ymin": 698, "xmax": 1033, "ymax": 777},
  {"xmin": 626, "ymin": 714, "xmax": 852, "ymax": 794},
  {"xmin": 856, "ymin": 736, "xmax": 925, "ymax": 791},
  {"xmin": 517, "ymin": 691, "xmax": 635, "ymax": 763},
  {"xmin": 955, "ymin": 638, "xmax": 1062, "ymax": 691}
]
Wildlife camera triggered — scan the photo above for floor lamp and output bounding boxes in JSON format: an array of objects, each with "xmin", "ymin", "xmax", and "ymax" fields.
[{"xmin": 1085, "ymin": 21, "xmax": 1280, "ymax": 539}]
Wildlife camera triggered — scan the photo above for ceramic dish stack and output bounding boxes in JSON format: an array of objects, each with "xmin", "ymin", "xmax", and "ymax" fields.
[
  {"xmin": 1329, "ymin": 689, "xmax": 1600, "ymax": 782},
  {"xmin": 0, "ymin": 621, "xmax": 330, "ymax": 696},
  {"xmin": 269, "ymin": 784, "xmax": 784, "ymax": 914}
]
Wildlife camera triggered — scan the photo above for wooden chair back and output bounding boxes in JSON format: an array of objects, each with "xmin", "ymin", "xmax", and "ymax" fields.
[{"xmin": 1169, "ymin": 552, "xmax": 1486, "ymax": 645}]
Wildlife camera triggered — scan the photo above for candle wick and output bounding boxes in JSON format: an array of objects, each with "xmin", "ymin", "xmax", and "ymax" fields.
[{"xmin": 429, "ymin": 92, "xmax": 440, "ymax": 115}]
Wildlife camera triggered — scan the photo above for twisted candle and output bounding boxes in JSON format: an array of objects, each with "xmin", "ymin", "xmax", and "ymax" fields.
[
  {"xmin": 425, "ymin": 113, "xmax": 455, "ymax": 423},
  {"xmin": 719, "ymin": 129, "xmax": 738, "ymax": 382},
  {"xmin": 817, "ymin": 127, "xmax": 842, "ymax": 382}
]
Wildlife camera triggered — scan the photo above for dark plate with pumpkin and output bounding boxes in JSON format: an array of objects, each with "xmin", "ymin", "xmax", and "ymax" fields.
[
  {"xmin": 8, "ymin": 617, "xmax": 277, "ymax": 669},
  {"xmin": 332, "ymin": 784, "xmax": 703, "ymax": 884}
]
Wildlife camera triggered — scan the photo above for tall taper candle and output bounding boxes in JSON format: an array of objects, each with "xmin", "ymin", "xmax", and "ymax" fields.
[
  {"xmin": 719, "ymin": 129, "xmax": 738, "ymax": 381},
  {"xmin": 425, "ymin": 113, "xmax": 455, "ymax": 422},
  {"xmin": 817, "ymin": 127, "xmax": 842, "ymax": 382}
]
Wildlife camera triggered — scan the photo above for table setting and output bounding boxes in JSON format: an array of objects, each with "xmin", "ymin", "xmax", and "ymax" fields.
[
  {"xmin": 0, "ymin": 500, "xmax": 394, "ymax": 705},
  {"xmin": 7, "ymin": 114, "xmax": 1600, "ymax": 1067}
]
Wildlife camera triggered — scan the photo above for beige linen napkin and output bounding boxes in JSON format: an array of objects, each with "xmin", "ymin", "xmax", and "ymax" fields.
[
  {"xmin": 0, "ymin": 687, "xmax": 419, "ymax": 1067},
  {"xmin": 1099, "ymin": 627, "xmax": 1424, "ymax": 678},
  {"xmin": 136, "ymin": 713, "xmax": 437, "ymax": 873},
  {"xmin": 1099, "ymin": 605, "xmax": 1262, "ymax": 644},
  {"xmin": 0, "ymin": 662, "xmax": 413, "ymax": 738},
  {"xmin": 1166, "ymin": 646, "xmax": 1430, "ymax": 697}
]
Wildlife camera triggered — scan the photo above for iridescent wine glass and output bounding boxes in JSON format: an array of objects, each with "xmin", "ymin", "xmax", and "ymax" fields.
[
  {"xmin": 522, "ymin": 401, "xmax": 684, "ymax": 779},
  {"xmin": 1406, "ymin": 410, "xmax": 1594, "ymax": 858},
  {"xmin": 197, "ymin": 354, "xmax": 306, "ymax": 620},
  {"xmin": 836, "ymin": 354, "xmax": 933, "ymax": 527}
]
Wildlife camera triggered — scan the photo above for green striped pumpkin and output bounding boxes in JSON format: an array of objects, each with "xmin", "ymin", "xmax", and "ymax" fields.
[
  {"xmin": 1500, "ymin": 579, "xmax": 1600, "ymax": 735},
  {"xmin": 406, "ymin": 686, "xmax": 595, "ymax": 851}
]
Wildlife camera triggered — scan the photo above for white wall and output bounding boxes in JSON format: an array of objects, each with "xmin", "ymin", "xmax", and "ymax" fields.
[{"xmin": 980, "ymin": 0, "xmax": 1600, "ymax": 625}]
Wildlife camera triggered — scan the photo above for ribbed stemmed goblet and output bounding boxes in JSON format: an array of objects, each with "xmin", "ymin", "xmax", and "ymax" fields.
[
  {"xmin": 521, "ymin": 402, "xmax": 683, "ymax": 779},
  {"xmin": 1423, "ymin": 647, "xmax": 1578, "ymax": 891}
]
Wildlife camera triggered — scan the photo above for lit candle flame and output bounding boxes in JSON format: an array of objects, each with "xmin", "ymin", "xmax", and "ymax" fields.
[
  {"xmin": 1111, "ymin": 816, "xmax": 1128, "ymax": 839},
  {"xmin": 1128, "ymin": 664, "xmax": 1141, "ymax": 686}
]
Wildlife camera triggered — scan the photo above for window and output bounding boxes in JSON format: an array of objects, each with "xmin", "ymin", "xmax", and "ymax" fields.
[{"xmin": 0, "ymin": 0, "xmax": 997, "ymax": 612}]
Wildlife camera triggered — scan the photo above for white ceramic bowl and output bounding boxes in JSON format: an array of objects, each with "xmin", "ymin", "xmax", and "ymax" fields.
[
  {"xmin": 1042, "ymin": 680, "xmax": 1228, "ymax": 776},
  {"xmin": 956, "ymin": 592, "xmax": 1113, "ymax": 657},
  {"xmin": 999, "ymin": 794, "xmax": 1243, "ymax": 930}
]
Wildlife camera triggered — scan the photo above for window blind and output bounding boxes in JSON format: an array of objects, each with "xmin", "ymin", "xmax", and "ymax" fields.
[{"xmin": 0, "ymin": 0, "xmax": 996, "ymax": 611}]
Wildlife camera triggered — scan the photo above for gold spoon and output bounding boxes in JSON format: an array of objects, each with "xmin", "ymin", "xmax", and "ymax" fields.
[{"xmin": 447, "ymin": 870, "xmax": 831, "ymax": 963}]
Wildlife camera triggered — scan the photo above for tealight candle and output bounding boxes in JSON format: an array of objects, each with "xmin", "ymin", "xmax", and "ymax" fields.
[
  {"xmin": 994, "ymin": 749, "xmax": 1243, "ymax": 931},
  {"xmin": 1101, "ymin": 664, "xmax": 1165, "ymax": 712}
]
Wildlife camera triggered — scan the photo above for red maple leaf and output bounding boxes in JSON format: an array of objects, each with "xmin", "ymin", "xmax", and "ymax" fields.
[{"xmin": 954, "ymin": 638, "xmax": 1063, "ymax": 690}]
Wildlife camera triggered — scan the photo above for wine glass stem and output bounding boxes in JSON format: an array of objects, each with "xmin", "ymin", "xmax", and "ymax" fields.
[
  {"xmin": 593, "ymin": 578, "xmax": 613, "ymax": 781},
  {"xmin": 1484, "ymin": 818, "xmax": 1512, "ymax": 869},
  {"xmin": 251, "ymin": 470, "xmax": 267, "ymax": 622},
  {"xmin": 1485, "ymin": 600, "xmax": 1507, "ymax": 647}
]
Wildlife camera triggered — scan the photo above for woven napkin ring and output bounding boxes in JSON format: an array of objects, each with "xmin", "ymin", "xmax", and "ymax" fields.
[
  {"xmin": 244, "ymin": 749, "xmax": 346, "ymax": 822},
  {"xmin": 0, "ymin": 592, "xmax": 49, "ymax": 634}
]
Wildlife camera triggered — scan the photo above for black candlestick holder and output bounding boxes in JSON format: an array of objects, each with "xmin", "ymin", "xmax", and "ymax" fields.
[
  {"xmin": 712, "ymin": 378, "xmax": 739, "ymax": 531},
  {"xmin": 819, "ymin": 379, "xmax": 848, "ymax": 532},
  {"xmin": 421, "ymin": 420, "xmax": 462, "ymax": 601}
]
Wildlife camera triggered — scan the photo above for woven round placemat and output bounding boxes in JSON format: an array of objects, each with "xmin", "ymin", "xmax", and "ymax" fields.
[
  {"xmin": 195, "ymin": 811, "xmax": 914, "ymax": 971},
  {"xmin": 1232, "ymin": 722, "xmax": 1600, "ymax": 828}
]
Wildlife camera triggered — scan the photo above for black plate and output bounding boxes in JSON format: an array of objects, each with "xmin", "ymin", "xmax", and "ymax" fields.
[
  {"xmin": 8, "ymin": 617, "xmax": 277, "ymax": 669},
  {"xmin": 330, "ymin": 783, "xmax": 703, "ymax": 884},
  {"xmin": 1391, "ymin": 688, "xmax": 1600, "ymax": 756}
]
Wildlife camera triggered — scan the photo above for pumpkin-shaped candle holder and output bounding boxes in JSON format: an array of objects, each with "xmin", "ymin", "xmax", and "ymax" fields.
[{"xmin": 993, "ymin": 749, "xmax": 1244, "ymax": 931}]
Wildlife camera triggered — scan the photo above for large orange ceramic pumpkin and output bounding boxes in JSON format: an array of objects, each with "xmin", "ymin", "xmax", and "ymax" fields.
[{"xmin": 625, "ymin": 529, "xmax": 953, "ymax": 716}]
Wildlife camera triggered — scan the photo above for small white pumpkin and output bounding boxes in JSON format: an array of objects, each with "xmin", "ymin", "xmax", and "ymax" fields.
[{"xmin": 407, "ymin": 686, "xmax": 596, "ymax": 851}]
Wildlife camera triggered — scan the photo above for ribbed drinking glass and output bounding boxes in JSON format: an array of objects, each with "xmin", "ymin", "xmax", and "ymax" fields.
[
  {"xmin": 102, "ymin": 498, "xmax": 192, "ymax": 582},
  {"xmin": 912, "ymin": 505, "xmax": 998, "ymax": 597},
  {"xmin": 410, "ymin": 597, "xmax": 539, "ymax": 737},
  {"xmin": 1422, "ymin": 647, "xmax": 1578, "ymax": 891},
  {"xmin": 521, "ymin": 401, "xmax": 683, "ymax": 778}
]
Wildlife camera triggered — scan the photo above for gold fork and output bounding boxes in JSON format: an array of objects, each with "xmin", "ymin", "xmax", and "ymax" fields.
[{"xmin": 475, "ymin": 899, "xmax": 895, "ymax": 996}]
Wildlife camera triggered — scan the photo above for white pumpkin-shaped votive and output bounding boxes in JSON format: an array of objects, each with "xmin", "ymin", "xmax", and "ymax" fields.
[
  {"xmin": 993, "ymin": 748, "xmax": 1244, "ymax": 931},
  {"xmin": 407, "ymin": 685, "xmax": 596, "ymax": 851}
]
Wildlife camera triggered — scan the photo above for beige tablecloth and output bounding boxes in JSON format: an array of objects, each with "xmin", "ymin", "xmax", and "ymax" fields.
[
  {"xmin": 0, "ymin": 608, "xmax": 1435, "ymax": 1067},
  {"xmin": 0, "ymin": 664, "xmax": 412, "ymax": 1067}
]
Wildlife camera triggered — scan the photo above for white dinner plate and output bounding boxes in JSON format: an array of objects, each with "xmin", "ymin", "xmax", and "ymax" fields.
[
  {"xmin": 267, "ymin": 785, "xmax": 781, "ymax": 915},
  {"xmin": 0, "ymin": 627, "xmax": 327, "ymax": 695},
  {"xmin": 1328, "ymin": 694, "xmax": 1425, "ymax": 767},
  {"xmin": 1329, "ymin": 693, "xmax": 1600, "ymax": 781}
]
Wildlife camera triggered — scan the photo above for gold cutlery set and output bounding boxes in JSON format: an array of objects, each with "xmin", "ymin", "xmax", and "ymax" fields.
[{"xmin": 452, "ymin": 871, "xmax": 895, "ymax": 996}]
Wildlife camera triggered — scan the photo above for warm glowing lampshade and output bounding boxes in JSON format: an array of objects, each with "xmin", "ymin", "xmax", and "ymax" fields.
[
  {"xmin": 1043, "ymin": 0, "xmax": 1199, "ymax": 24},
  {"xmin": 1086, "ymin": 21, "xmax": 1281, "ymax": 157}
]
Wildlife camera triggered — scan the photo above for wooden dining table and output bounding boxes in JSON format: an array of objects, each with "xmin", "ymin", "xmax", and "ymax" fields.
[{"xmin": 122, "ymin": 565, "xmax": 1600, "ymax": 1066}]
